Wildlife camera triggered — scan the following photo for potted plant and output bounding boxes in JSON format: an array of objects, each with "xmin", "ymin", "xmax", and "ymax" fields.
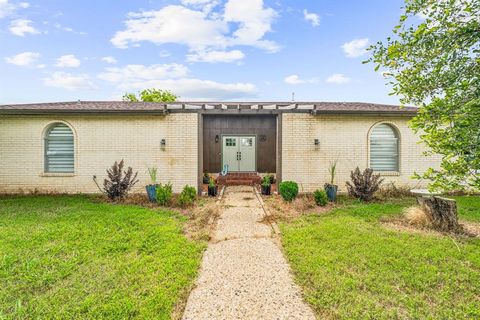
[
  {"xmin": 324, "ymin": 160, "xmax": 338, "ymax": 202},
  {"xmin": 266, "ymin": 173, "xmax": 275, "ymax": 184},
  {"xmin": 207, "ymin": 177, "xmax": 218, "ymax": 197},
  {"xmin": 261, "ymin": 175, "xmax": 271, "ymax": 195},
  {"xmin": 202, "ymin": 172, "xmax": 210, "ymax": 184},
  {"xmin": 146, "ymin": 166, "xmax": 159, "ymax": 202}
]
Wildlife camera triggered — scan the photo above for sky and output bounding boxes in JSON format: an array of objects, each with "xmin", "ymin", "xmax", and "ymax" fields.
[{"xmin": 0, "ymin": 0, "xmax": 412, "ymax": 104}]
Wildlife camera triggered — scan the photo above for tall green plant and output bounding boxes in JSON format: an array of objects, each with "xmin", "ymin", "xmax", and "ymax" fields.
[
  {"xmin": 147, "ymin": 166, "xmax": 157, "ymax": 184},
  {"xmin": 367, "ymin": 0, "xmax": 480, "ymax": 191},
  {"xmin": 328, "ymin": 160, "xmax": 338, "ymax": 185}
]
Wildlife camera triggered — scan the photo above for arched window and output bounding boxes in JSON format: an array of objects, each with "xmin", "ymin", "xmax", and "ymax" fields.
[
  {"xmin": 369, "ymin": 123, "xmax": 399, "ymax": 171},
  {"xmin": 44, "ymin": 123, "xmax": 74, "ymax": 173}
]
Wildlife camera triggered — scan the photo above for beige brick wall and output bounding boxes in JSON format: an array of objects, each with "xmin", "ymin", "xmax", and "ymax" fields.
[
  {"xmin": 0, "ymin": 113, "xmax": 198, "ymax": 194},
  {"xmin": 281, "ymin": 113, "xmax": 441, "ymax": 192}
]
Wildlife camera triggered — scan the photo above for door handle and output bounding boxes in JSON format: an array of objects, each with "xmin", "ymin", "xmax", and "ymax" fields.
[{"xmin": 238, "ymin": 152, "xmax": 242, "ymax": 161}]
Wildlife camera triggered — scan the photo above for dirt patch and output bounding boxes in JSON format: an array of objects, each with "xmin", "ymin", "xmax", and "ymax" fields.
[
  {"xmin": 182, "ymin": 198, "xmax": 220, "ymax": 241},
  {"xmin": 462, "ymin": 222, "xmax": 480, "ymax": 237},
  {"xmin": 382, "ymin": 217, "xmax": 480, "ymax": 238},
  {"xmin": 262, "ymin": 194, "xmax": 335, "ymax": 222}
]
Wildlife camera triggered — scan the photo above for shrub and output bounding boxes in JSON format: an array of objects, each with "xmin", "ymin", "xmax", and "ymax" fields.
[
  {"xmin": 208, "ymin": 177, "xmax": 216, "ymax": 188},
  {"xmin": 102, "ymin": 160, "xmax": 138, "ymax": 201},
  {"xmin": 279, "ymin": 181, "xmax": 299, "ymax": 201},
  {"xmin": 346, "ymin": 167, "xmax": 384, "ymax": 202},
  {"xmin": 377, "ymin": 182, "xmax": 412, "ymax": 199},
  {"xmin": 156, "ymin": 182, "xmax": 173, "ymax": 206},
  {"xmin": 313, "ymin": 189, "xmax": 328, "ymax": 206},
  {"xmin": 261, "ymin": 175, "xmax": 271, "ymax": 187},
  {"xmin": 266, "ymin": 173, "xmax": 275, "ymax": 184},
  {"xmin": 178, "ymin": 185, "xmax": 197, "ymax": 207}
]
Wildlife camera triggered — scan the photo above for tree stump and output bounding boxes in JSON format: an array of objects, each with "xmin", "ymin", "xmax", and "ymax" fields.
[{"xmin": 422, "ymin": 196, "xmax": 460, "ymax": 232}]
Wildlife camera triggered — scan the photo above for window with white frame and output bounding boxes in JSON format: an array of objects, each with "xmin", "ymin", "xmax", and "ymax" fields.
[
  {"xmin": 369, "ymin": 123, "xmax": 399, "ymax": 171},
  {"xmin": 44, "ymin": 123, "xmax": 74, "ymax": 173}
]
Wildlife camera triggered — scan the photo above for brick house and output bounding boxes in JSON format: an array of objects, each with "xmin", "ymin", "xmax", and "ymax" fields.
[{"xmin": 0, "ymin": 101, "xmax": 440, "ymax": 194}]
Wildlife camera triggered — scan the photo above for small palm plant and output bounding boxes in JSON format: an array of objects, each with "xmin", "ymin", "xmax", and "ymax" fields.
[
  {"xmin": 324, "ymin": 160, "xmax": 339, "ymax": 202},
  {"xmin": 145, "ymin": 166, "xmax": 158, "ymax": 202},
  {"xmin": 147, "ymin": 166, "xmax": 157, "ymax": 185}
]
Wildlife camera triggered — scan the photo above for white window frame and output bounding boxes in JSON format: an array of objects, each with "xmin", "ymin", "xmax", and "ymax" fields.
[
  {"xmin": 368, "ymin": 122, "xmax": 400, "ymax": 174},
  {"xmin": 42, "ymin": 121, "xmax": 76, "ymax": 176}
]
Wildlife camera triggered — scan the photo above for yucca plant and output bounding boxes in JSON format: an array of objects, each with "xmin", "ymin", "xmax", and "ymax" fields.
[
  {"xmin": 324, "ymin": 160, "xmax": 339, "ymax": 202},
  {"xmin": 147, "ymin": 166, "xmax": 157, "ymax": 184}
]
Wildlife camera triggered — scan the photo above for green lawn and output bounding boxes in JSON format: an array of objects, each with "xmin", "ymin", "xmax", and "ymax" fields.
[
  {"xmin": 0, "ymin": 195, "xmax": 205, "ymax": 319},
  {"xmin": 280, "ymin": 196, "xmax": 480, "ymax": 319},
  {"xmin": 454, "ymin": 195, "xmax": 480, "ymax": 222}
]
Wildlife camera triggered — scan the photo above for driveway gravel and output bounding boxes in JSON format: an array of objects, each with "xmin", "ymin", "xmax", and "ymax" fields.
[{"xmin": 182, "ymin": 186, "xmax": 315, "ymax": 320}]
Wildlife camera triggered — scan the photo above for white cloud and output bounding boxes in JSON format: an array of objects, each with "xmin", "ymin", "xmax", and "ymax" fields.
[
  {"xmin": 181, "ymin": 0, "xmax": 217, "ymax": 6},
  {"xmin": 9, "ymin": 19, "xmax": 39, "ymax": 36},
  {"xmin": 101, "ymin": 56, "xmax": 117, "ymax": 64},
  {"xmin": 284, "ymin": 74, "xmax": 318, "ymax": 85},
  {"xmin": 224, "ymin": 0, "xmax": 278, "ymax": 52},
  {"xmin": 111, "ymin": 5, "xmax": 228, "ymax": 50},
  {"xmin": 111, "ymin": 0, "xmax": 279, "ymax": 61},
  {"xmin": 55, "ymin": 54, "xmax": 81, "ymax": 68},
  {"xmin": 52, "ymin": 22, "xmax": 87, "ymax": 35},
  {"xmin": 303, "ymin": 9, "xmax": 320, "ymax": 26},
  {"xmin": 186, "ymin": 49, "xmax": 245, "ymax": 63},
  {"xmin": 0, "ymin": 0, "xmax": 29, "ymax": 19},
  {"xmin": 181, "ymin": 0, "xmax": 219, "ymax": 13},
  {"xmin": 44, "ymin": 72, "xmax": 96, "ymax": 90},
  {"xmin": 121, "ymin": 78, "xmax": 257, "ymax": 100},
  {"xmin": 98, "ymin": 63, "xmax": 189, "ymax": 83},
  {"xmin": 326, "ymin": 73, "xmax": 351, "ymax": 84},
  {"xmin": 284, "ymin": 74, "xmax": 304, "ymax": 85},
  {"xmin": 5, "ymin": 51, "xmax": 40, "ymax": 66},
  {"xmin": 98, "ymin": 63, "xmax": 257, "ymax": 100},
  {"xmin": 341, "ymin": 38, "xmax": 369, "ymax": 58}
]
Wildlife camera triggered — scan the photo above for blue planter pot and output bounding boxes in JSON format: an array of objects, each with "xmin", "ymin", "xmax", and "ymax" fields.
[
  {"xmin": 324, "ymin": 184, "xmax": 338, "ymax": 202},
  {"xmin": 146, "ymin": 184, "xmax": 158, "ymax": 202}
]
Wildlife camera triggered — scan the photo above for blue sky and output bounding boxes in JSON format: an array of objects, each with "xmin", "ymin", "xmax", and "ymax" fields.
[{"xmin": 0, "ymin": 0, "xmax": 408, "ymax": 104}]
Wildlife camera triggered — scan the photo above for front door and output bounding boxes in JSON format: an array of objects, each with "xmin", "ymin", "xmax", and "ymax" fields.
[{"xmin": 222, "ymin": 136, "xmax": 256, "ymax": 172}]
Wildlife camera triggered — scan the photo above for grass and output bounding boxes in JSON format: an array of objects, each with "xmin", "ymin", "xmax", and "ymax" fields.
[
  {"xmin": 0, "ymin": 195, "xmax": 206, "ymax": 319},
  {"xmin": 454, "ymin": 195, "xmax": 480, "ymax": 222},
  {"xmin": 280, "ymin": 196, "xmax": 480, "ymax": 319}
]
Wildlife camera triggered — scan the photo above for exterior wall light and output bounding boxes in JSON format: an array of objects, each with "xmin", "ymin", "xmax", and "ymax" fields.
[
  {"xmin": 160, "ymin": 138, "xmax": 166, "ymax": 150},
  {"xmin": 314, "ymin": 138, "xmax": 320, "ymax": 149},
  {"xmin": 215, "ymin": 134, "xmax": 219, "ymax": 143}
]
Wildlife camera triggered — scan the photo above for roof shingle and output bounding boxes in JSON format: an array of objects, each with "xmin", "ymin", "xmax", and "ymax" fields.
[{"xmin": 0, "ymin": 101, "xmax": 418, "ymax": 114}]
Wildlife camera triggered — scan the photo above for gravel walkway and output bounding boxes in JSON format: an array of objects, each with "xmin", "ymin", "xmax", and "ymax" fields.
[{"xmin": 182, "ymin": 186, "xmax": 315, "ymax": 320}]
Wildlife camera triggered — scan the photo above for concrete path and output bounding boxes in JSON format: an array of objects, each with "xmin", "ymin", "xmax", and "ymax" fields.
[{"xmin": 182, "ymin": 186, "xmax": 315, "ymax": 320}]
